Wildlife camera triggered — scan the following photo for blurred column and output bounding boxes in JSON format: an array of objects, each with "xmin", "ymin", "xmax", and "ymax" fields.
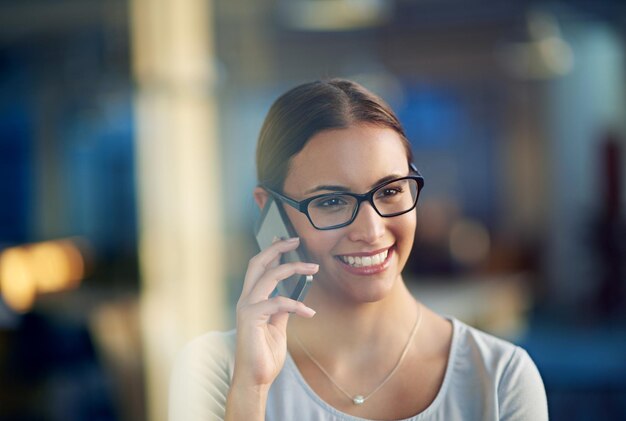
[
  {"xmin": 129, "ymin": 1, "xmax": 225, "ymax": 421},
  {"xmin": 544, "ymin": 20, "xmax": 625, "ymax": 318}
]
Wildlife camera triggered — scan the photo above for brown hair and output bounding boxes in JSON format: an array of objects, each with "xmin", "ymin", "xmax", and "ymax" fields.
[{"xmin": 256, "ymin": 78, "xmax": 413, "ymax": 190}]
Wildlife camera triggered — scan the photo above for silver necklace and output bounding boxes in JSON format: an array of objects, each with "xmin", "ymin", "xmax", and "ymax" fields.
[{"xmin": 293, "ymin": 302, "xmax": 423, "ymax": 405}]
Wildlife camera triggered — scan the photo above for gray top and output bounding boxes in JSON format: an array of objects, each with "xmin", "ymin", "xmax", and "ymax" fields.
[{"xmin": 169, "ymin": 318, "xmax": 548, "ymax": 421}]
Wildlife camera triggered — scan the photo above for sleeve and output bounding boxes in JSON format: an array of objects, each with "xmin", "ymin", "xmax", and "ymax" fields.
[
  {"xmin": 497, "ymin": 346, "xmax": 549, "ymax": 421},
  {"xmin": 169, "ymin": 332, "xmax": 234, "ymax": 421}
]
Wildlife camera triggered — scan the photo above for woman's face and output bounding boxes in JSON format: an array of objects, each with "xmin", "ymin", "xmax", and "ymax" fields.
[{"xmin": 281, "ymin": 124, "xmax": 417, "ymax": 304}]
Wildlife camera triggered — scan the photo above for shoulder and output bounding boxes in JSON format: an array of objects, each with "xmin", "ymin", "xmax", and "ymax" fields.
[
  {"xmin": 450, "ymin": 319, "xmax": 548, "ymax": 420},
  {"xmin": 175, "ymin": 330, "xmax": 237, "ymax": 368},
  {"xmin": 169, "ymin": 330, "xmax": 237, "ymax": 421},
  {"xmin": 451, "ymin": 318, "xmax": 542, "ymax": 383},
  {"xmin": 171, "ymin": 329, "xmax": 237, "ymax": 383},
  {"xmin": 453, "ymin": 318, "xmax": 517, "ymax": 360}
]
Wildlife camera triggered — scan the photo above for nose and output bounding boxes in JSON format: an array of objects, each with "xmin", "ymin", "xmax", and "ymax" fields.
[{"xmin": 347, "ymin": 202, "xmax": 385, "ymax": 243}]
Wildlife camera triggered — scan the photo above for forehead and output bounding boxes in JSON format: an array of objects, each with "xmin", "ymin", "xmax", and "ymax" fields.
[{"xmin": 284, "ymin": 124, "xmax": 409, "ymax": 196}]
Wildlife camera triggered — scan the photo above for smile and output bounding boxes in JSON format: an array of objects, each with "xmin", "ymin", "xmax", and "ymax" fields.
[{"xmin": 337, "ymin": 247, "xmax": 392, "ymax": 268}]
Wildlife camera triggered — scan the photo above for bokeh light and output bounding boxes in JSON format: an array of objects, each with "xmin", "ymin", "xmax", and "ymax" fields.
[
  {"xmin": 0, "ymin": 239, "xmax": 86, "ymax": 312},
  {"xmin": 0, "ymin": 247, "xmax": 37, "ymax": 313},
  {"xmin": 449, "ymin": 218, "xmax": 491, "ymax": 267}
]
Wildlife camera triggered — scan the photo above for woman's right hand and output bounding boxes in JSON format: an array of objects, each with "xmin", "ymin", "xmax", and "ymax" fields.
[{"xmin": 232, "ymin": 237, "xmax": 318, "ymax": 391}]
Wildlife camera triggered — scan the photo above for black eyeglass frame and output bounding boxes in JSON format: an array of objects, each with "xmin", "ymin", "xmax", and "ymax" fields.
[{"xmin": 263, "ymin": 163, "xmax": 425, "ymax": 230}]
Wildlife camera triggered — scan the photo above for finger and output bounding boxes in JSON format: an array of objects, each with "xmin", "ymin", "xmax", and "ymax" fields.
[
  {"xmin": 267, "ymin": 247, "xmax": 281, "ymax": 271},
  {"xmin": 268, "ymin": 312, "xmax": 290, "ymax": 332},
  {"xmin": 241, "ymin": 296, "xmax": 316, "ymax": 325},
  {"xmin": 241, "ymin": 238, "xmax": 301, "ymax": 297},
  {"xmin": 247, "ymin": 262, "xmax": 318, "ymax": 303},
  {"xmin": 267, "ymin": 237, "xmax": 284, "ymax": 271}
]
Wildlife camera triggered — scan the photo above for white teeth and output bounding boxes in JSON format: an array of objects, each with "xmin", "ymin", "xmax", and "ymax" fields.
[{"xmin": 340, "ymin": 249, "xmax": 389, "ymax": 267}]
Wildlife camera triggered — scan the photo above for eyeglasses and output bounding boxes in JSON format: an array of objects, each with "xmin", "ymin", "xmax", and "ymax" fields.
[{"xmin": 264, "ymin": 163, "xmax": 424, "ymax": 230}]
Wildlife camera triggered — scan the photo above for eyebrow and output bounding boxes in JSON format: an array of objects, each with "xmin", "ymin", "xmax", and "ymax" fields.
[{"xmin": 304, "ymin": 173, "xmax": 407, "ymax": 195}]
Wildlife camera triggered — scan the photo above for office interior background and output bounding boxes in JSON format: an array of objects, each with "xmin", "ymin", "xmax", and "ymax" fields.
[{"xmin": 0, "ymin": 0, "xmax": 625, "ymax": 420}]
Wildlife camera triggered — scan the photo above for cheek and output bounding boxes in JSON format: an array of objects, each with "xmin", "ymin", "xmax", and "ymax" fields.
[
  {"xmin": 285, "ymin": 209, "xmax": 325, "ymax": 256},
  {"xmin": 393, "ymin": 212, "xmax": 417, "ymax": 244},
  {"xmin": 284, "ymin": 208, "xmax": 341, "ymax": 261},
  {"xmin": 284, "ymin": 207, "xmax": 315, "ymax": 239}
]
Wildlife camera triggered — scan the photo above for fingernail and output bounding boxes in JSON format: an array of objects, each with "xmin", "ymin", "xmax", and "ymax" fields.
[
  {"xmin": 306, "ymin": 307, "xmax": 316, "ymax": 316},
  {"xmin": 306, "ymin": 263, "xmax": 319, "ymax": 269},
  {"xmin": 286, "ymin": 237, "xmax": 299, "ymax": 243}
]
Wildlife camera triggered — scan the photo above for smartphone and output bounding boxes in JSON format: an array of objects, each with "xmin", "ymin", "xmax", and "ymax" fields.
[{"xmin": 254, "ymin": 196, "xmax": 313, "ymax": 302}]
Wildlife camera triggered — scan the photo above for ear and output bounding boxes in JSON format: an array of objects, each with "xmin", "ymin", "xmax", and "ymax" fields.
[{"xmin": 253, "ymin": 186, "xmax": 269, "ymax": 210}]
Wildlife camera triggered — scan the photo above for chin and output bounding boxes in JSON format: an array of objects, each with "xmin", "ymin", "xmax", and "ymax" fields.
[
  {"xmin": 330, "ymin": 272, "xmax": 399, "ymax": 304},
  {"xmin": 350, "ymin": 289, "xmax": 390, "ymax": 304}
]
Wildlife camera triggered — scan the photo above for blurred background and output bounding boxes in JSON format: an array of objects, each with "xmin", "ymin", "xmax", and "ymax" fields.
[{"xmin": 1, "ymin": 0, "xmax": 625, "ymax": 420}]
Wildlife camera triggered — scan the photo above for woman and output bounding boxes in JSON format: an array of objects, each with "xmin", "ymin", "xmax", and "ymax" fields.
[{"xmin": 170, "ymin": 79, "xmax": 548, "ymax": 421}]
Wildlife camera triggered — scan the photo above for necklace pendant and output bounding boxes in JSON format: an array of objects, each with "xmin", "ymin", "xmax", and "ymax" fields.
[{"xmin": 353, "ymin": 395, "xmax": 365, "ymax": 405}]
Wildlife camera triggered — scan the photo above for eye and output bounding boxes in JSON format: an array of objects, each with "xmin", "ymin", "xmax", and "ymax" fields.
[
  {"xmin": 312, "ymin": 195, "xmax": 349, "ymax": 208},
  {"xmin": 382, "ymin": 187, "xmax": 402, "ymax": 196},
  {"xmin": 374, "ymin": 179, "xmax": 412, "ymax": 201},
  {"xmin": 377, "ymin": 185, "xmax": 404, "ymax": 199}
]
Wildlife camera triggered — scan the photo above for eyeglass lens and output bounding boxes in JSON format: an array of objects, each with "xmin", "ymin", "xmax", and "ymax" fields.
[{"xmin": 307, "ymin": 178, "xmax": 419, "ymax": 229}]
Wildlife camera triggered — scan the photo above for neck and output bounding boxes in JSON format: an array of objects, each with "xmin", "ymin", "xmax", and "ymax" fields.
[{"xmin": 288, "ymin": 275, "xmax": 418, "ymax": 355}]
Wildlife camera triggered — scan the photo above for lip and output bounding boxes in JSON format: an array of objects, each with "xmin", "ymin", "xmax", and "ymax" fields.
[
  {"xmin": 335, "ymin": 246, "xmax": 394, "ymax": 276},
  {"xmin": 335, "ymin": 246, "xmax": 392, "ymax": 258}
]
